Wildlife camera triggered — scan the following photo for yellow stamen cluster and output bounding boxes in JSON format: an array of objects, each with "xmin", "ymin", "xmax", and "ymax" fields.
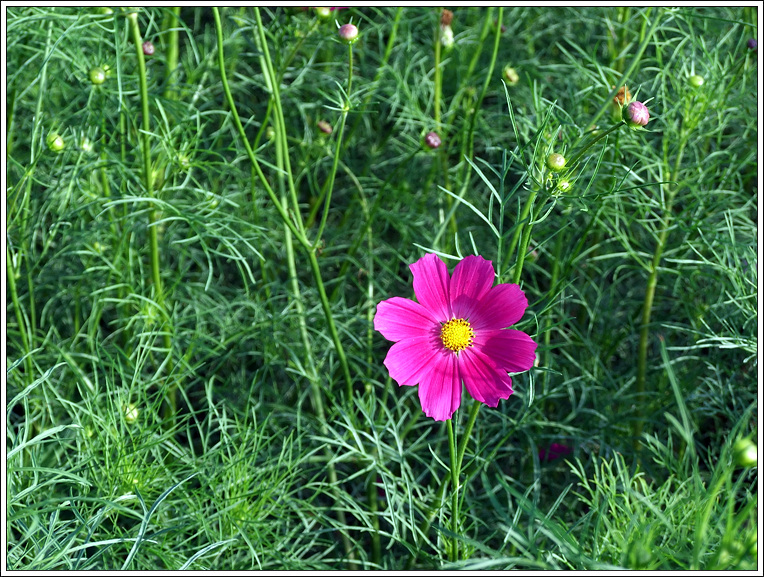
[{"xmin": 440, "ymin": 318, "xmax": 474, "ymax": 353}]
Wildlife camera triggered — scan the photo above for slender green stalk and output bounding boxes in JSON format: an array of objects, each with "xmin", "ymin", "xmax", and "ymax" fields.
[
  {"xmin": 313, "ymin": 43, "xmax": 353, "ymax": 251},
  {"xmin": 214, "ymin": 8, "xmax": 353, "ymax": 397},
  {"xmin": 213, "ymin": 9, "xmax": 302, "ymax": 243},
  {"xmin": 161, "ymin": 7, "xmax": 180, "ymax": 100},
  {"xmin": 343, "ymin": 7, "xmax": 402, "ymax": 149},
  {"xmin": 633, "ymin": 141, "xmax": 688, "ymax": 447},
  {"xmin": 447, "ymin": 418, "xmax": 459, "ymax": 562},
  {"xmin": 460, "ymin": 7, "xmax": 503, "ymax": 184},
  {"xmin": 127, "ymin": 11, "xmax": 175, "ymax": 417},
  {"xmin": 252, "ymin": 8, "xmax": 305, "ymax": 237},
  {"xmin": 588, "ymin": 7, "xmax": 660, "ymax": 129},
  {"xmin": 6, "ymin": 247, "xmax": 33, "ymax": 383}
]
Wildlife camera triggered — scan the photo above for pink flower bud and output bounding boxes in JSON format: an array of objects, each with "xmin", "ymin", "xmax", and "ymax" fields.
[
  {"xmin": 424, "ymin": 131, "xmax": 441, "ymax": 149},
  {"xmin": 338, "ymin": 23, "xmax": 358, "ymax": 44},
  {"xmin": 623, "ymin": 101, "xmax": 650, "ymax": 129},
  {"xmin": 142, "ymin": 41, "xmax": 154, "ymax": 56},
  {"xmin": 317, "ymin": 120, "xmax": 333, "ymax": 135}
]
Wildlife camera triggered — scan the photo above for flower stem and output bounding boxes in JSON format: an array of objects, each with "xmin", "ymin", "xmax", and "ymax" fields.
[
  {"xmin": 161, "ymin": 7, "xmax": 180, "ymax": 100},
  {"xmin": 407, "ymin": 399, "xmax": 481, "ymax": 568},
  {"xmin": 447, "ymin": 418, "xmax": 459, "ymax": 562},
  {"xmin": 127, "ymin": 12, "xmax": 174, "ymax": 408},
  {"xmin": 214, "ymin": 8, "xmax": 353, "ymax": 398},
  {"xmin": 313, "ymin": 43, "xmax": 353, "ymax": 250}
]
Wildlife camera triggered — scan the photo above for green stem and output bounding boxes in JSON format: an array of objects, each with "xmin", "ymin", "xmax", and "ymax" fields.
[
  {"xmin": 252, "ymin": 7, "xmax": 305, "ymax": 237},
  {"xmin": 407, "ymin": 400, "xmax": 481, "ymax": 569},
  {"xmin": 633, "ymin": 140, "xmax": 688, "ymax": 447},
  {"xmin": 7, "ymin": 247, "xmax": 33, "ymax": 383},
  {"xmin": 214, "ymin": 8, "xmax": 353, "ymax": 398},
  {"xmin": 447, "ymin": 418, "xmax": 459, "ymax": 562},
  {"xmin": 213, "ymin": 8, "xmax": 302, "ymax": 243},
  {"xmin": 313, "ymin": 43, "xmax": 353, "ymax": 250},
  {"xmin": 461, "ymin": 7, "xmax": 503, "ymax": 182},
  {"xmin": 343, "ymin": 7, "xmax": 402, "ymax": 149},
  {"xmin": 588, "ymin": 7, "xmax": 660, "ymax": 129},
  {"xmin": 162, "ymin": 7, "xmax": 180, "ymax": 100},
  {"xmin": 128, "ymin": 11, "xmax": 175, "ymax": 417},
  {"xmin": 127, "ymin": 12, "xmax": 172, "ymax": 353}
]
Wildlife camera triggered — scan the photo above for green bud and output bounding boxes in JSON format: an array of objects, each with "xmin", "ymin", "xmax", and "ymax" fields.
[
  {"xmin": 689, "ymin": 74, "xmax": 704, "ymax": 87},
  {"xmin": 314, "ymin": 7, "xmax": 331, "ymax": 20},
  {"xmin": 89, "ymin": 66, "xmax": 106, "ymax": 85},
  {"xmin": 502, "ymin": 65, "xmax": 519, "ymax": 86},
  {"xmin": 733, "ymin": 438, "xmax": 757, "ymax": 468},
  {"xmin": 546, "ymin": 153, "xmax": 566, "ymax": 172},
  {"xmin": 46, "ymin": 132, "xmax": 65, "ymax": 152}
]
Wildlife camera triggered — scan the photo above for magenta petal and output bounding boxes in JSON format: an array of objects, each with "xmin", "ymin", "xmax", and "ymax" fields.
[
  {"xmin": 471, "ymin": 283, "xmax": 529, "ymax": 330},
  {"xmin": 410, "ymin": 253, "xmax": 451, "ymax": 321},
  {"xmin": 383, "ymin": 335, "xmax": 441, "ymax": 387},
  {"xmin": 449, "ymin": 255, "xmax": 495, "ymax": 320},
  {"xmin": 417, "ymin": 351, "xmax": 461, "ymax": 421},
  {"xmin": 474, "ymin": 329, "xmax": 537, "ymax": 373},
  {"xmin": 374, "ymin": 297, "xmax": 439, "ymax": 342},
  {"xmin": 459, "ymin": 347, "xmax": 513, "ymax": 407}
]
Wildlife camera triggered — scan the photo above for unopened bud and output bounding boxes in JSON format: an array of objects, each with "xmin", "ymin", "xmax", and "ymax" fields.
[
  {"xmin": 89, "ymin": 66, "xmax": 106, "ymax": 85},
  {"xmin": 315, "ymin": 7, "xmax": 332, "ymax": 20},
  {"xmin": 46, "ymin": 132, "xmax": 65, "ymax": 153},
  {"xmin": 689, "ymin": 74, "xmax": 704, "ymax": 87},
  {"xmin": 612, "ymin": 85, "xmax": 631, "ymax": 107},
  {"xmin": 424, "ymin": 131, "xmax": 441, "ymax": 149},
  {"xmin": 546, "ymin": 153, "xmax": 566, "ymax": 172},
  {"xmin": 748, "ymin": 38, "xmax": 757, "ymax": 50},
  {"xmin": 338, "ymin": 23, "xmax": 358, "ymax": 44},
  {"xmin": 125, "ymin": 403, "xmax": 139, "ymax": 423},
  {"xmin": 733, "ymin": 438, "xmax": 757, "ymax": 468},
  {"xmin": 623, "ymin": 101, "xmax": 650, "ymax": 129},
  {"xmin": 142, "ymin": 41, "xmax": 154, "ymax": 56},
  {"xmin": 503, "ymin": 65, "xmax": 519, "ymax": 86},
  {"xmin": 317, "ymin": 120, "xmax": 333, "ymax": 135}
]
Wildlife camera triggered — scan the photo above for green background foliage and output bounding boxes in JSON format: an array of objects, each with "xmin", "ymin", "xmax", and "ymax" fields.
[{"xmin": 5, "ymin": 6, "xmax": 758, "ymax": 570}]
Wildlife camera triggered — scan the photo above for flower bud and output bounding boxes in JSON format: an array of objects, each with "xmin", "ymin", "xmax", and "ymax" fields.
[
  {"xmin": 80, "ymin": 136, "xmax": 94, "ymax": 153},
  {"xmin": 503, "ymin": 65, "xmax": 519, "ymax": 86},
  {"xmin": 338, "ymin": 23, "xmax": 358, "ymax": 44},
  {"xmin": 612, "ymin": 85, "xmax": 631, "ymax": 107},
  {"xmin": 623, "ymin": 101, "xmax": 650, "ymax": 129},
  {"xmin": 317, "ymin": 120, "xmax": 333, "ymax": 135},
  {"xmin": 89, "ymin": 66, "xmax": 106, "ymax": 85},
  {"xmin": 557, "ymin": 179, "xmax": 572, "ymax": 193},
  {"xmin": 46, "ymin": 132, "xmax": 65, "ymax": 152},
  {"xmin": 748, "ymin": 38, "xmax": 757, "ymax": 50},
  {"xmin": 315, "ymin": 7, "xmax": 332, "ymax": 20},
  {"xmin": 125, "ymin": 403, "xmax": 139, "ymax": 423},
  {"xmin": 733, "ymin": 438, "xmax": 757, "ymax": 468},
  {"xmin": 440, "ymin": 9, "xmax": 454, "ymax": 50},
  {"xmin": 424, "ymin": 131, "xmax": 441, "ymax": 149},
  {"xmin": 546, "ymin": 153, "xmax": 566, "ymax": 172},
  {"xmin": 689, "ymin": 74, "xmax": 704, "ymax": 87},
  {"xmin": 142, "ymin": 41, "xmax": 154, "ymax": 56},
  {"xmin": 265, "ymin": 126, "xmax": 275, "ymax": 140}
]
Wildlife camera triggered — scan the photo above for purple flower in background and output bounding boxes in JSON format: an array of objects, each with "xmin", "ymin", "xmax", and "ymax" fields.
[{"xmin": 539, "ymin": 443, "xmax": 572, "ymax": 462}]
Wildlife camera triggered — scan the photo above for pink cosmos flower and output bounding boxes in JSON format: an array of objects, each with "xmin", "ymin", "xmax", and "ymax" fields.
[
  {"xmin": 539, "ymin": 443, "xmax": 573, "ymax": 462},
  {"xmin": 373, "ymin": 253, "xmax": 537, "ymax": 421}
]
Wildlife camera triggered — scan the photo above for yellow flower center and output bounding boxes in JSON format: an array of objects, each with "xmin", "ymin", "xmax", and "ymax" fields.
[{"xmin": 440, "ymin": 318, "xmax": 474, "ymax": 353}]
